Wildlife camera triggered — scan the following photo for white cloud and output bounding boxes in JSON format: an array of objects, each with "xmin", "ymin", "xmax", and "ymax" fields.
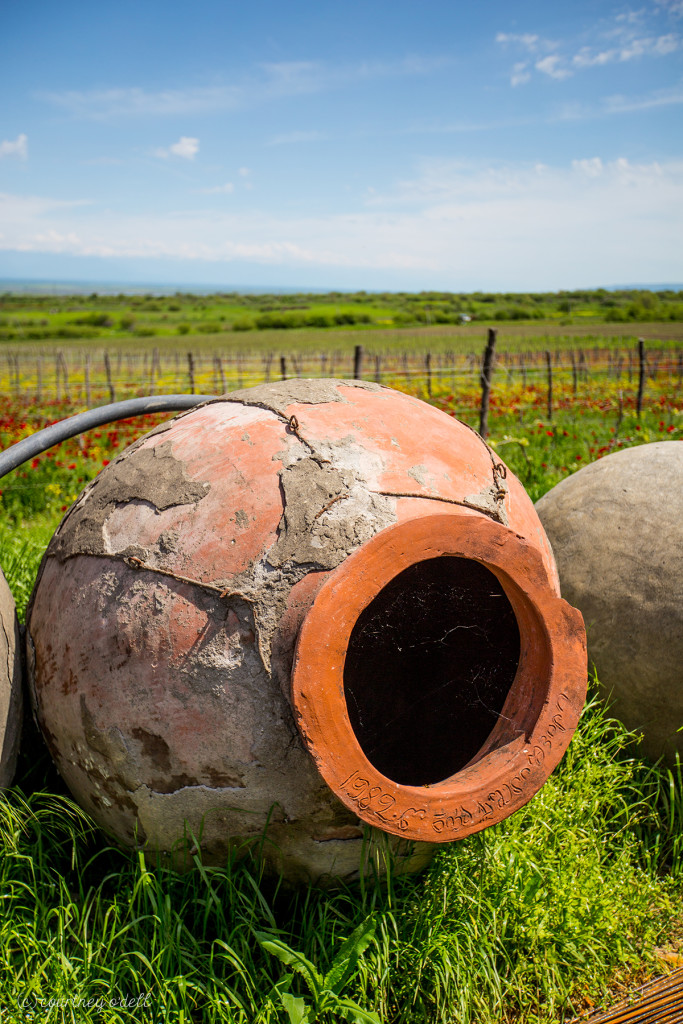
[
  {"xmin": 652, "ymin": 31, "xmax": 679, "ymax": 52},
  {"xmin": 170, "ymin": 136, "xmax": 199, "ymax": 159},
  {"xmin": 496, "ymin": 32, "xmax": 541, "ymax": 51},
  {"xmin": 555, "ymin": 82, "xmax": 683, "ymax": 120},
  {"xmin": 0, "ymin": 134, "xmax": 28, "ymax": 160},
  {"xmin": 655, "ymin": 0, "xmax": 683, "ymax": 15},
  {"xmin": 536, "ymin": 55, "xmax": 572, "ymax": 79},
  {"xmin": 40, "ymin": 86, "xmax": 242, "ymax": 119},
  {"xmin": 1, "ymin": 157, "xmax": 681, "ymax": 288},
  {"xmin": 498, "ymin": 8, "xmax": 680, "ymax": 87},
  {"xmin": 238, "ymin": 167, "xmax": 250, "ymax": 177},
  {"xmin": 572, "ymin": 157, "xmax": 603, "ymax": 177},
  {"xmin": 36, "ymin": 57, "xmax": 450, "ymax": 119},
  {"xmin": 510, "ymin": 62, "xmax": 531, "ymax": 87},
  {"xmin": 574, "ymin": 32, "xmax": 679, "ymax": 66},
  {"xmin": 268, "ymin": 130, "xmax": 328, "ymax": 146},
  {"xmin": 259, "ymin": 60, "xmax": 321, "ymax": 83},
  {"xmin": 199, "ymin": 182, "xmax": 234, "ymax": 194},
  {"xmin": 602, "ymin": 83, "xmax": 683, "ymax": 112},
  {"xmin": 573, "ymin": 46, "xmax": 617, "ymax": 68},
  {"xmin": 154, "ymin": 136, "xmax": 199, "ymax": 160}
]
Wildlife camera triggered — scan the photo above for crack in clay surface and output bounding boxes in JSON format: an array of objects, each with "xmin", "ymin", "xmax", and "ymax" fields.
[
  {"xmin": 48, "ymin": 441, "xmax": 210, "ymax": 562},
  {"xmin": 28, "ymin": 380, "xmax": 534, "ymax": 880},
  {"xmin": 268, "ymin": 455, "xmax": 395, "ymax": 570},
  {"xmin": 220, "ymin": 378, "xmax": 384, "ymax": 419},
  {"xmin": 43, "ymin": 382, "xmax": 398, "ymax": 674},
  {"xmin": 462, "ymin": 481, "xmax": 510, "ymax": 526}
]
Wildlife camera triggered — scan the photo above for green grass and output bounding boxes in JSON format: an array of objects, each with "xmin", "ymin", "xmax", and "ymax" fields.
[
  {"xmin": 2, "ymin": 286, "xmax": 683, "ymax": 349},
  {"xmin": 0, "ymin": 365, "xmax": 682, "ymax": 1022},
  {"xmin": 1, "ymin": 684, "xmax": 681, "ymax": 1024}
]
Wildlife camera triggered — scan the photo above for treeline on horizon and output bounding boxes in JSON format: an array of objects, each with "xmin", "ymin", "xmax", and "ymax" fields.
[{"xmin": 1, "ymin": 286, "xmax": 683, "ymax": 342}]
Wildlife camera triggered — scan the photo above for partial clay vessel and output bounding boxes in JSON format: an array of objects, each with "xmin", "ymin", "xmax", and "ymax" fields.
[
  {"xmin": 536, "ymin": 440, "xmax": 683, "ymax": 766},
  {"xmin": 27, "ymin": 380, "xmax": 586, "ymax": 884},
  {"xmin": 0, "ymin": 566, "xmax": 22, "ymax": 789}
]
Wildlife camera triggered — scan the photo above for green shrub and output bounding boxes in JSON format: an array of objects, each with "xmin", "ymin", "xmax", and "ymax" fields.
[
  {"xmin": 69, "ymin": 312, "xmax": 112, "ymax": 327},
  {"xmin": 304, "ymin": 312, "xmax": 333, "ymax": 328}
]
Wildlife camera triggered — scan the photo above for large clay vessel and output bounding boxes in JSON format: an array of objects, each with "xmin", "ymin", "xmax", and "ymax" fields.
[
  {"xmin": 27, "ymin": 380, "xmax": 586, "ymax": 883},
  {"xmin": 0, "ymin": 566, "xmax": 22, "ymax": 788},
  {"xmin": 536, "ymin": 441, "xmax": 683, "ymax": 765}
]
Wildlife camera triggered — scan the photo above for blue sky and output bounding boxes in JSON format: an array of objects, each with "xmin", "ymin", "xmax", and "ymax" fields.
[{"xmin": 1, "ymin": 0, "xmax": 682, "ymax": 290}]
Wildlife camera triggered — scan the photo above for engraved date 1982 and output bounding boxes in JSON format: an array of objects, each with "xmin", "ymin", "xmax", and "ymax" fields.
[{"xmin": 340, "ymin": 771, "xmax": 427, "ymax": 831}]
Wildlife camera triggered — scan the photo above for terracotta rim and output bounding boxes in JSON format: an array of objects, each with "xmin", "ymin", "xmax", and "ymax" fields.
[{"xmin": 291, "ymin": 513, "xmax": 587, "ymax": 842}]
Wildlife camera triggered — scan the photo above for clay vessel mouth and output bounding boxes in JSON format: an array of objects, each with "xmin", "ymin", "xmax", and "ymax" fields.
[
  {"xmin": 344, "ymin": 554, "xmax": 521, "ymax": 787},
  {"xmin": 291, "ymin": 513, "xmax": 587, "ymax": 843}
]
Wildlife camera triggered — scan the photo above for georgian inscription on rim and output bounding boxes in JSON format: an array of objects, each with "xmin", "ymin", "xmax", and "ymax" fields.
[
  {"xmin": 341, "ymin": 693, "xmax": 572, "ymax": 838},
  {"xmin": 340, "ymin": 772, "xmax": 428, "ymax": 832}
]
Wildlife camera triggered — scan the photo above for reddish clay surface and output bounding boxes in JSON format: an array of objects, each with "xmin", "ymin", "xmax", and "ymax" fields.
[
  {"xmin": 292, "ymin": 514, "xmax": 585, "ymax": 841},
  {"xmin": 27, "ymin": 379, "xmax": 586, "ymax": 882}
]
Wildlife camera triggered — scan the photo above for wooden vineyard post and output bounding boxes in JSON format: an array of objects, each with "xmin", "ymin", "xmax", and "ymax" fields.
[
  {"xmin": 37, "ymin": 356, "xmax": 42, "ymax": 402},
  {"xmin": 187, "ymin": 352, "xmax": 195, "ymax": 395},
  {"xmin": 280, "ymin": 355, "xmax": 288, "ymax": 381},
  {"xmin": 85, "ymin": 352, "xmax": 92, "ymax": 406},
  {"xmin": 545, "ymin": 350, "xmax": 553, "ymax": 422},
  {"xmin": 59, "ymin": 351, "xmax": 70, "ymax": 403},
  {"xmin": 570, "ymin": 350, "xmax": 578, "ymax": 395},
  {"xmin": 374, "ymin": 353, "xmax": 382, "ymax": 384},
  {"xmin": 637, "ymin": 339, "xmax": 646, "ymax": 419},
  {"xmin": 478, "ymin": 328, "xmax": 497, "ymax": 439},
  {"xmin": 104, "ymin": 351, "xmax": 115, "ymax": 403},
  {"xmin": 353, "ymin": 344, "xmax": 364, "ymax": 380},
  {"xmin": 425, "ymin": 352, "xmax": 432, "ymax": 398},
  {"xmin": 615, "ymin": 389, "xmax": 624, "ymax": 436},
  {"xmin": 217, "ymin": 356, "xmax": 226, "ymax": 393},
  {"xmin": 150, "ymin": 347, "xmax": 160, "ymax": 395}
]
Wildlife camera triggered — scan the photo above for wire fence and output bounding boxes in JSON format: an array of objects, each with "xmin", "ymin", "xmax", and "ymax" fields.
[{"xmin": 2, "ymin": 340, "xmax": 682, "ymax": 410}]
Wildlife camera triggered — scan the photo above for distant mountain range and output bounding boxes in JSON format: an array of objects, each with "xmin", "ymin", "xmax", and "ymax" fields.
[
  {"xmin": 1, "ymin": 278, "xmax": 681, "ymax": 296},
  {"xmin": 0, "ymin": 278, "xmax": 339, "ymax": 296},
  {"xmin": 606, "ymin": 283, "xmax": 683, "ymax": 291}
]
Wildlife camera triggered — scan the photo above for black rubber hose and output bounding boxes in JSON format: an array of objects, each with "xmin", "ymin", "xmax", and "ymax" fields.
[{"xmin": 0, "ymin": 395, "xmax": 216, "ymax": 480}]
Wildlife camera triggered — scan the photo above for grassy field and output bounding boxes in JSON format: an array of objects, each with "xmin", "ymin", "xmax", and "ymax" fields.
[
  {"xmin": 0, "ymin": 296, "xmax": 682, "ymax": 1023},
  {"xmin": 2, "ymin": 288, "xmax": 683, "ymax": 346}
]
